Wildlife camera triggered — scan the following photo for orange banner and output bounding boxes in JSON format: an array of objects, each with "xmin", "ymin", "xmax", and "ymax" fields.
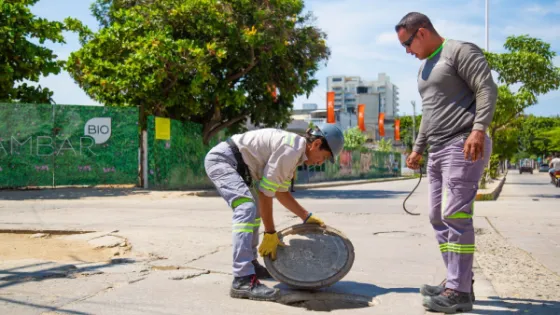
[
  {"xmin": 378, "ymin": 112, "xmax": 385, "ymax": 137},
  {"xmin": 357, "ymin": 104, "xmax": 365, "ymax": 131},
  {"xmin": 394, "ymin": 119, "xmax": 400, "ymax": 141},
  {"xmin": 327, "ymin": 92, "xmax": 335, "ymax": 123},
  {"xmin": 268, "ymin": 84, "xmax": 277, "ymax": 102}
]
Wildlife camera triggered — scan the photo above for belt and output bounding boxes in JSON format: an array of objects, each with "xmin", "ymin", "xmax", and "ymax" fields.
[{"xmin": 226, "ymin": 139, "xmax": 252, "ymax": 186}]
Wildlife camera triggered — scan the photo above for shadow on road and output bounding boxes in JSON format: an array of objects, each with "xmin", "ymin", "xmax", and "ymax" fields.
[
  {"xmin": 276, "ymin": 280, "xmax": 418, "ymax": 312},
  {"xmin": 506, "ymin": 182, "xmax": 553, "ymax": 186},
  {"xmin": 468, "ymin": 296, "xmax": 560, "ymax": 315},
  {"xmin": 0, "ymin": 259, "xmax": 138, "ymax": 314},
  {"xmin": 293, "ymin": 189, "xmax": 411, "ymax": 199},
  {"xmin": 529, "ymin": 194, "xmax": 560, "ymax": 199},
  {"xmin": 0, "ymin": 259, "xmax": 137, "ymax": 290},
  {"xmin": 0, "ymin": 188, "xmax": 149, "ymax": 200}
]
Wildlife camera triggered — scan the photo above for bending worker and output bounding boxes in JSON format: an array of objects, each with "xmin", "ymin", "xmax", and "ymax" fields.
[
  {"xmin": 395, "ymin": 12, "xmax": 497, "ymax": 313},
  {"xmin": 204, "ymin": 124, "xmax": 344, "ymax": 301}
]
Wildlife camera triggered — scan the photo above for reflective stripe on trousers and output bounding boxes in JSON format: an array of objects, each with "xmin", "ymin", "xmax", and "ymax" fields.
[{"xmin": 204, "ymin": 141, "xmax": 261, "ymax": 277}]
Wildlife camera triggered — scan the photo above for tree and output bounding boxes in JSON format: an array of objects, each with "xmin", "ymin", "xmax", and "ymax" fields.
[
  {"xmin": 343, "ymin": 127, "xmax": 367, "ymax": 151},
  {"xmin": 517, "ymin": 115, "xmax": 560, "ymax": 157},
  {"xmin": 538, "ymin": 127, "xmax": 560, "ymax": 154},
  {"xmin": 0, "ymin": 0, "xmax": 74, "ymax": 103},
  {"xmin": 485, "ymin": 35, "xmax": 560, "ymax": 135},
  {"xmin": 66, "ymin": 0, "xmax": 330, "ymax": 144},
  {"xmin": 377, "ymin": 138, "xmax": 393, "ymax": 152},
  {"xmin": 481, "ymin": 35, "xmax": 559, "ymax": 177},
  {"xmin": 396, "ymin": 115, "xmax": 421, "ymax": 152}
]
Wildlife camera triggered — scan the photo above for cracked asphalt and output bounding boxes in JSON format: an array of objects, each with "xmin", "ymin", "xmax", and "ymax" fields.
[{"xmin": 0, "ymin": 172, "xmax": 559, "ymax": 315}]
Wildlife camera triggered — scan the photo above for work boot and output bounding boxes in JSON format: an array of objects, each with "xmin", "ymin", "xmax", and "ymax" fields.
[
  {"xmin": 420, "ymin": 279, "xmax": 475, "ymax": 302},
  {"xmin": 423, "ymin": 288, "xmax": 473, "ymax": 314},
  {"xmin": 230, "ymin": 274, "xmax": 279, "ymax": 301},
  {"xmin": 252, "ymin": 259, "xmax": 272, "ymax": 279}
]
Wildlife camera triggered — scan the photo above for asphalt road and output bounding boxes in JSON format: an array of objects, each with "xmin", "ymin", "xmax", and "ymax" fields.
[{"xmin": 0, "ymin": 171, "xmax": 558, "ymax": 315}]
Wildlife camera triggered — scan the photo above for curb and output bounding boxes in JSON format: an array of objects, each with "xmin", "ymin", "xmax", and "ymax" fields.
[
  {"xmin": 475, "ymin": 172, "xmax": 507, "ymax": 201},
  {"xmin": 186, "ymin": 176, "xmax": 416, "ymax": 197},
  {"xmin": 0, "ymin": 184, "xmax": 137, "ymax": 191},
  {"xmin": 294, "ymin": 176, "xmax": 413, "ymax": 191}
]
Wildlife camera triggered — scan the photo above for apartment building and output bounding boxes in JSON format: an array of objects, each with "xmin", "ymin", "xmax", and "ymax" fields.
[{"xmin": 326, "ymin": 74, "xmax": 400, "ymax": 141}]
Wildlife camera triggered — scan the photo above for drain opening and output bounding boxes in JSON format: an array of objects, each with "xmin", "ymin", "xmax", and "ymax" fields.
[{"xmin": 278, "ymin": 292, "xmax": 377, "ymax": 311}]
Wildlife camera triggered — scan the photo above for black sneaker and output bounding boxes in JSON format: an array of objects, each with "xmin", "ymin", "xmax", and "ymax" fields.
[
  {"xmin": 252, "ymin": 259, "xmax": 272, "ymax": 279},
  {"xmin": 420, "ymin": 279, "xmax": 475, "ymax": 302},
  {"xmin": 423, "ymin": 288, "xmax": 473, "ymax": 314},
  {"xmin": 230, "ymin": 274, "xmax": 279, "ymax": 301}
]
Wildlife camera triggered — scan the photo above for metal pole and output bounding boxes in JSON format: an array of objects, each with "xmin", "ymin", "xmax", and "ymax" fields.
[
  {"xmin": 142, "ymin": 130, "xmax": 148, "ymax": 189},
  {"xmin": 485, "ymin": 0, "xmax": 489, "ymax": 51}
]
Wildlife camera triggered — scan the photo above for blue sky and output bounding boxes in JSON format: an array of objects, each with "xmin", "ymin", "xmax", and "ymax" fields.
[{"xmin": 30, "ymin": 0, "xmax": 560, "ymax": 116}]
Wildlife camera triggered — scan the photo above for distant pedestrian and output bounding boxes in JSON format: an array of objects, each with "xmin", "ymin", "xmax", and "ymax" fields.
[{"xmin": 395, "ymin": 12, "xmax": 497, "ymax": 313}]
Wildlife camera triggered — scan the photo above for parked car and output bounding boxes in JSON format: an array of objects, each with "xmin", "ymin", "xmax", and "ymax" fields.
[
  {"xmin": 519, "ymin": 159, "xmax": 534, "ymax": 174},
  {"xmin": 539, "ymin": 164, "xmax": 550, "ymax": 172}
]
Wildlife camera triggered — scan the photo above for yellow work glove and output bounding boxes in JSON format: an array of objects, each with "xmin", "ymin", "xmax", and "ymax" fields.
[
  {"xmin": 258, "ymin": 232, "xmax": 286, "ymax": 260},
  {"xmin": 304, "ymin": 213, "xmax": 325, "ymax": 227}
]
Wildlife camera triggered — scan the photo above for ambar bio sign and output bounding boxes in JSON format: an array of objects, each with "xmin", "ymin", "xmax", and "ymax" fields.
[
  {"xmin": 84, "ymin": 117, "xmax": 112, "ymax": 144},
  {"xmin": 0, "ymin": 117, "xmax": 113, "ymax": 157}
]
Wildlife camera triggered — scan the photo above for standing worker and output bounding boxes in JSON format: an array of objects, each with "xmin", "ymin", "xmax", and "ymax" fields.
[
  {"xmin": 395, "ymin": 12, "xmax": 497, "ymax": 313},
  {"xmin": 204, "ymin": 124, "xmax": 344, "ymax": 301}
]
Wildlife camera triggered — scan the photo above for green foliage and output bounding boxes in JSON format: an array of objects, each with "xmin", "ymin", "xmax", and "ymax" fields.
[
  {"xmin": 66, "ymin": 0, "xmax": 330, "ymax": 144},
  {"xmin": 147, "ymin": 116, "xmax": 220, "ymax": 190},
  {"xmin": 491, "ymin": 118, "xmax": 520, "ymax": 160},
  {"xmin": 537, "ymin": 126, "xmax": 560, "ymax": 153},
  {"xmin": 485, "ymin": 35, "xmax": 560, "ymax": 134},
  {"xmin": 396, "ymin": 115, "xmax": 421, "ymax": 152},
  {"xmin": 0, "ymin": 0, "xmax": 74, "ymax": 103},
  {"xmin": 0, "ymin": 103, "xmax": 138, "ymax": 188},
  {"xmin": 488, "ymin": 154, "xmax": 500, "ymax": 179},
  {"xmin": 377, "ymin": 138, "xmax": 393, "ymax": 152},
  {"xmin": 343, "ymin": 127, "xmax": 367, "ymax": 151},
  {"xmin": 518, "ymin": 115, "xmax": 560, "ymax": 157}
]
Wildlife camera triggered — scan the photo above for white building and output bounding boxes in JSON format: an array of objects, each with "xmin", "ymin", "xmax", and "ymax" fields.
[
  {"xmin": 325, "ymin": 74, "xmax": 399, "ymax": 141},
  {"xmin": 326, "ymin": 74, "xmax": 399, "ymax": 119}
]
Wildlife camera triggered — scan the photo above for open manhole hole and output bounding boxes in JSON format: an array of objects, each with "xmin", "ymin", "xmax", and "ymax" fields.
[{"xmin": 278, "ymin": 291, "xmax": 379, "ymax": 311}]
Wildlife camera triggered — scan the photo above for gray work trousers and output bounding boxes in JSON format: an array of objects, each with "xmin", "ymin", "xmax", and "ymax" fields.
[
  {"xmin": 204, "ymin": 141, "xmax": 260, "ymax": 277},
  {"xmin": 427, "ymin": 135, "xmax": 492, "ymax": 293}
]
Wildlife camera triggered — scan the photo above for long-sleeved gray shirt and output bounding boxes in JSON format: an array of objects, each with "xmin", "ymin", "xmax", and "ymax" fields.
[{"xmin": 413, "ymin": 39, "xmax": 497, "ymax": 153}]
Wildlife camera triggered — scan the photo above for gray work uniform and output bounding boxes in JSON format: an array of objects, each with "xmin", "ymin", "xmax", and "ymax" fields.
[
  {"xmin": 415, "ymin": 39, "xmax": 497, "ymax": 293},
  {"xmin": 204, "ymin": 129, "xmax": 307, "ymax": 277}
]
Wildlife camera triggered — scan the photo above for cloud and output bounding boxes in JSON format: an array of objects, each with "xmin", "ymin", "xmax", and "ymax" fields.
[
  {"xmin": 376, "ymin": 32, "xmax": 397, "ymax": 45},
  {"xmin": 525, "ymin": 1, "xmax": 560, "ymax": 15}
]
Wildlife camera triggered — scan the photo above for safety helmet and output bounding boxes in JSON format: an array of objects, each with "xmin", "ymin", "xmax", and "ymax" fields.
[{"xmin": 310, "ymin": 123, "xmax": 345, "ymax": 163}]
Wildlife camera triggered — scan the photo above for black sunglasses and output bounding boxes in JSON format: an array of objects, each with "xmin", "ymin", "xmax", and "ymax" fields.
[{"xmin": 402, "ymin": 28, "xmax": 420, "ymax": 47}]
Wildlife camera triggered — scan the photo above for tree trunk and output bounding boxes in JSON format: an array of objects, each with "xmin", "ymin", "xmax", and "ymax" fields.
[{"xmin": 202, "ymin": 115, "xmax": 247, "ymax": 145}]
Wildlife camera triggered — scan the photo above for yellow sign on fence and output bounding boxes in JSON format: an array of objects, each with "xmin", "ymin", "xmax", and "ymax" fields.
[{"xmin": 155, "ymin": 117, "xmax": 171, "ymax": 140}]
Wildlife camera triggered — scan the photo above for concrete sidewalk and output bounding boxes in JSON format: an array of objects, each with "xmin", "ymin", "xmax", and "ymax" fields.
[{"xmin": 0, "ymin": 175, "xmax": 558, "ymax": 315}]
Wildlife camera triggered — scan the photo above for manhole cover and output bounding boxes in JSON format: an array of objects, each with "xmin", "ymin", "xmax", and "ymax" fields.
[{"xmin": 264, "ymin": 224, "xmax": 354, "ymax": 290}]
